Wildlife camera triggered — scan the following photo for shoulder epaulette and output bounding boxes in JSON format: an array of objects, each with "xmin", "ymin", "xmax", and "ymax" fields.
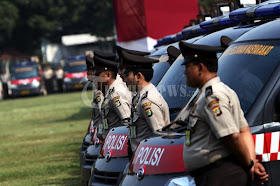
[
  {"xmin": 205, "ymin": 86, "xmax": 213, "ymax": 97},
  {"xmin": 141, "ymin": 91, "xmax": 148, "ymax": 100}
]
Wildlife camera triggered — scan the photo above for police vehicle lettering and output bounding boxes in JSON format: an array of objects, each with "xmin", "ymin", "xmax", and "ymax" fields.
[
  {"xmin": 134, "ymin": 147, "xmax": 165, "ymax": 166},
  {"xmin": 103, "ymin": 134, "xmax": 127, "ymax": 151}
]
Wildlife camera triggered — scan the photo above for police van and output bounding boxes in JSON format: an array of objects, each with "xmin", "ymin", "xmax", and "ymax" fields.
[
  {"xmin": 10, "ymin": 61, "xmax": 42, "ymax": 97},
  {"xmin": 63, "ymin": 55, "xmax": 87, "ymax": 91},
  {"xmin": 121, "ymin": 2, "xmax": 280, "ymax": 185}
]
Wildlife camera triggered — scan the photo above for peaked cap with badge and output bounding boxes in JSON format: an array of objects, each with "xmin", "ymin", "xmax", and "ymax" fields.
[
  {"xmin": 93, "ymin": 55, "xmax": 118, "ymax": 76},
  {"xmin": 116, "ymin": 46, "xmax": 150, "ymax": 67},
  {"xmin": 179, "ymin": 41, "xmax": 224, "ymax": 65},
  {"xmin": 116, "ymin": 45, "xmax": 150, "ymax": 58},
  {"xmin": 167, "ymin": 46, "xmax": 181, "ymax": 63},
  {"xmin": 94, "ymin": 50, "xmax": 116, "ymax": 61},
  {"xmin": 86, "ymin": 55, "xmax": 94, "ymax": 70},
  {"xmin": 86, "ymin": 50, "xmax": 117, "ymax": 71},
  {"xmin": 121, "ymin": 50, "xmax": 159, "ymax": 74}
]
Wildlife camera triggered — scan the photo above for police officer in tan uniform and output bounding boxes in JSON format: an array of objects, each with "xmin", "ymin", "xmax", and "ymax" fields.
[
  {"xmin": 93, "ymin": 55, "xmax": 131, "ymax": 139},
  {"xmin": 121, "ymin": 51, "xmax": 170, "ymax": 152},
  {"xmin": 86, "ymin": 54, "xmax": 104, "ymax": 131},
  {"xmin": 178, "ymin": 41, "xmax": 268, "ymax": 185},
  {"xmin": 86, "ymin": 50, "xmax": 118, "ymax": 132}
]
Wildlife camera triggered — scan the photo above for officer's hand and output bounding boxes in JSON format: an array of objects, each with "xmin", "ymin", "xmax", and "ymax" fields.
[
  {"xmin": 253, "ymin": 160, "xmax": 269, "ymax": 185},
  {"xmin": 249, "ymin": 164, "xmax": 255, "ymax": 182}
]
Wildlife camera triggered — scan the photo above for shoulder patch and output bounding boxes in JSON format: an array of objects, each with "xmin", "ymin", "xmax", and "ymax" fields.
[
  {"xmin": 141, "ymin": 91, "xmax": 148, "ymax": 100},
  {"xmin": 114, "ymin": 99, "xmax": 121, "ymax": 107},
  {"xmin": 212, "ymin": 106, "xmax": 222, "ymax": 116},
  {"xmin": 142, "ymin": 102, "xmax": 151, "ymax": 108},
  {"xmin": 96, "ymin": 95, "xmax": 101, "ymax": 103},
  {"xmin": 205, "ymin": 86, "xmax": 213, "ymax": 97},
  {"xmin": 145, "ymin": 107, "xmax": 153, "ymax": 117}
]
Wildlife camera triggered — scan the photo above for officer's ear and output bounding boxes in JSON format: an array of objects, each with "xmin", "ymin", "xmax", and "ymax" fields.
[
  {"xmin": 133, "ymin": 72, "xmax": 140, "ymax": 79},
  {"xmin": 198, "ymin": 63, "xmax": 203, "ymax": 72}
]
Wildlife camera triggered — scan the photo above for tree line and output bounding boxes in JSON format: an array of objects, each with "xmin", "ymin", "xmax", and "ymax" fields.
[{"xmin": 0, "ymin": 0, "xmax": 114, "ymax": 55}]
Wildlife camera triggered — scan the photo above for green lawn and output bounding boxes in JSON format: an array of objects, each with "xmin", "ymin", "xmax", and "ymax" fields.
[{"xmin": 0, "ymin": 91, "xmax": 93, "ymax": 186}]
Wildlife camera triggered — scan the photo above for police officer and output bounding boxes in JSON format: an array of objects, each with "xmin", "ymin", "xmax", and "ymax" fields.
[
  {"xmin": 93, "ymin": 55, "xmax": 131, "ymax": 139},
  {"xmin": 178, "ymin": 41, "xmax": 268, "ymax": 185},
  {"xmin": 85, "ymin": 54, "xmax": 104, "ymax": 132},
  {"xmin": 121, "ymin": 50, "xmax": 170, "ymax": 152}
]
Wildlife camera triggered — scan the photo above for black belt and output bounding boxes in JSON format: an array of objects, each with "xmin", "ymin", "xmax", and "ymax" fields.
[{"xmin": 190, "ymin": 155, "xmax": 238, "ymax": 177}]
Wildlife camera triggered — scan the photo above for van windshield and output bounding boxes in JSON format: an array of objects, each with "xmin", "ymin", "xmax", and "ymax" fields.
[
  {"xmin": 151, "ymin": 62, "xmax": 170, "ymax": 86},
  {"xmin": 218, "ymin": 40, "xmax": 280, "ymax": 113},
  {"xmin": 157, "ymin": 55, "xmax": 196, "ymax": 120},
  {"xmin": 64, "ymin": 61, "xmax": 86, "ymax": 73},
  {"xmin": 11, "ymin": 66, "xmax": 39, "ymax": 80}
]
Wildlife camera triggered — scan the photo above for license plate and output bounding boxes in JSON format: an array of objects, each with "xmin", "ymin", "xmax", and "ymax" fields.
[
  {"xmin": 20, "ymin": 90, "xmax": 30, "ymax": 95},
  {"xmin": 74, "ymin": 84, "xmax": 83, "ymax": 89}
]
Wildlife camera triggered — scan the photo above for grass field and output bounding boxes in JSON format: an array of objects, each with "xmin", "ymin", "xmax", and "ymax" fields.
[{"xmin": 0, "ymin": 91, "xmax": 93, "ymax": 186}]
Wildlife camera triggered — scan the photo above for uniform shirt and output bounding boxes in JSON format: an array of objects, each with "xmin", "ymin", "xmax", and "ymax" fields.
[
  {"xmin": 130, "ymin": 83, "xmax": 170, "ymax": 152},
  {"xmin": 0, "ymin": 73, "xmax": 9, "ymax": 83},
  {"xmin": 43, "ymin": 69, "xmax": 53, "ymax": 80},
  {"xmin": 101, "ymin": 79, "xmax": 131, "ymax": 138},
  {"xmin": 55, "ymin": 69, "xmax": 64, "ymax": 79},
  {"xmin": 182, "ymin": 77, "xmax": 248, "ymax": 172}
]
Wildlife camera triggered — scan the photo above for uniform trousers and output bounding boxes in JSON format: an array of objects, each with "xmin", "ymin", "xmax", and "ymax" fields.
[{"xmin": 190, "ymin": 156, "xmax": 249, "ymax": 186}]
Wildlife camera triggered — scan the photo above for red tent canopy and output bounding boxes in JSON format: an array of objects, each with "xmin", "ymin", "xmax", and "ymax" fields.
[{"xmin": 113, "ymin": 0, "xmax": 199, "ymax": 42}]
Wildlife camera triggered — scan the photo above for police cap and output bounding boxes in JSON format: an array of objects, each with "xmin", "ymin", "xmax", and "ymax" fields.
[
  {"xmin": 86, "ymin": 56, "xmax": 94, "ymax": 70},
  {"xmin": 116, "ymin": 46, "xmax": 150, "ymax": 57},
  {"xmin": 121, "ymin": 50, "xmax": 159, "ymax": 74},
  {"xmin": 94, "ymin": 50, "xmax": 116, "ymax": 61},
  {"xmin": 93, "ymin": 55, "xmax": 118, "ymax": 76},
  {"xmin": 167, "ymin": 46, "xmax": 181, "ymax": 63},
  {"xmin": 179, "ymin": 41, "xmax": 223, "ymax": 65},
  {"xmin": 116, "ymin": 46, "xmax": 150, "ymax": 68}
]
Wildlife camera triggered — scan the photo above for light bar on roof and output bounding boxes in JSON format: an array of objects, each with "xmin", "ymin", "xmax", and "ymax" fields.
[
  {"xmin": 230, "ymin": 2, "xmax": 280, "ymax": 21},
  {"xmin": 174, "ymin": 32, "xmax": 185, "ymax": 42},
  {"xmin": 182, "ymin": 25, "xmax": 208, "ymax": 38},
  {"xmin": 200, "ymin": 15, "xmax": 240, "ymax": 29}
]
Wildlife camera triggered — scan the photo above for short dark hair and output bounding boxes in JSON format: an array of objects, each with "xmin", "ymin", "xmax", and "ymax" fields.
[
  {"xmin": 110, "ymin": 71, "xmax": 117, "ymax": 79},
  {"xmin": 133, "ymin": 69, "xmax": 154, "ymax": 82},
  {"xmin": 193, "ymin": 58, "xmax": 218, "ymax": 72}
]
